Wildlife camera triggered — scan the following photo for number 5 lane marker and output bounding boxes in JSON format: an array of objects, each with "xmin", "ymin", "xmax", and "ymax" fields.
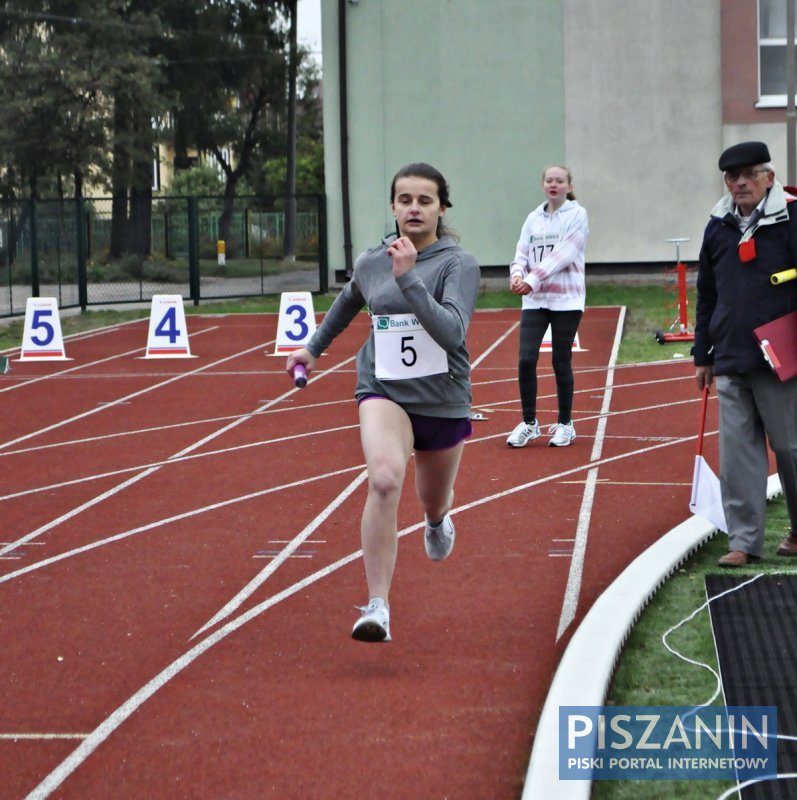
[{"xmin": 16, "ymin": 297, "xmax": 71, "ymax": 361}]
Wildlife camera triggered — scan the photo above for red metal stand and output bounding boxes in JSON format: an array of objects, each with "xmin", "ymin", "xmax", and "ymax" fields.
[{"xmin": 655, "ymin": 238, "xmax": 696, "ymax": 344}]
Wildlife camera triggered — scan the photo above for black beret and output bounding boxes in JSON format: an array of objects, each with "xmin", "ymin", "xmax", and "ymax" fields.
[{"xmin": 718, "ymin": 141, "xmax": 771, "ymax": 171}]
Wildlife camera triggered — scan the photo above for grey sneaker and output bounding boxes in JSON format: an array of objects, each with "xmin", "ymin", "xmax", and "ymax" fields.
[
  {"xmin": 352, "ymin": 597, "xmax": 391, "ymax": 642},
  {"xmin": 548, "ymin": 422, "xmax": 576, "ymax": 447},
  {"xmin": 507, "ymin": 419, "xmax": 541, "ymax": 447},
  {"xmin": 424, "ymin": 513, "xmax": 455, "ymax": 561}
]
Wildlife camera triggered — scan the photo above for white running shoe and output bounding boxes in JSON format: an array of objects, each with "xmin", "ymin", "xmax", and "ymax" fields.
[
  {"xmin": 424, "ymin": 513, "xmax": 456, "ymax": 561},
  {"xmin": 351, "ymin": 597, "xmax": 391, "ymax": 642},
  {"xmin": 548, "ymin": 422, "xmax": 576, "ymax": 447},
  {"xmin": 506, "ymin": 419, "xmax": 541, "ymax": 448}
]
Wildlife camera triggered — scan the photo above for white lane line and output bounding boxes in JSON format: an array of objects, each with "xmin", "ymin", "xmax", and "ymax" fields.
[
  {"xmin": 470, "ymin": 321, "xmax": 519, "ymax": 369},
  {"xmin": 568, "ymin": 479, "xmax": 692, "ymax": 487},
  {"xmin": 0, "ymin": 323, "xmax": 219, "ymax": 398},
  {"xmin": 2, "ymin": 327, "xmax": 692, "ymax": 459},
  {"xmin": 0, "ymin": 327, "xmax": 219, "ymax": 447},
  {"xmin": 188, "ymin": 322, "xmax": 518, "ymax": 637},
  {"xmin": 0, "ymin": 394, "xmax": 700, "ymax": 495},
  {"xmin": 0, "ymin": 398, "xmax": 352, "ymax": 458},
  {"xmin": 0, "ymin": 344, "xmax": 352, "ymax": 558},
  {"xmin": 191, "ymin": 469, "xmax": 369, "ymax": 638},
  {"xmin": 253, "ymin": 554, "xmax": 314, "ymax": 559},
  {"xmin": 0, "ymin": 345, "xmax": 148, "ymax": 397},
  {"xmin": 114, "ymin": 353, "xmax": 355, "ymax": 465},
  {"xmin": 555, "ymin": 465, "xmax": 599, "ymax": 583},
  {"xmin": 0, "ymin": 431, "xmax": 701, "ymax": 587},
  {"xmin": 0, "ymin": 425, "xmax": 360, "ymax": 502},
  {"xmin": 268, "ymin": 539, "xmax": 327, "ymax": 544},
  {"xmin": 13, "ymin": 369, "xmax": 337, "ymax": 379},
  {"xmin": 23, "ymin": 544, "xmax": 366, "ymax": 800},
  {"xmin": 472, "ymin": 373, "xmax": 694, "ymax": 409},
  {"xmin": 0, "ymin": 464, "xmax": 366, "ymax": 585},
  {"xmin": 0, "ymin": 317, "xmax": 144, "ymax": 365},
  {"xmin": 556, "ymin": 307, "xmax": 625, "ymax": 641},
  {"xmin": 0, "ymin": 733, "xmax": 88, "ymax": 740},
  {"xmin": 22, "ymin": 428, "xmax": 700, "ymax": 800},
  {"xmin": 0, "ymin": 465, "xmax": 164, "ymax": 559}
]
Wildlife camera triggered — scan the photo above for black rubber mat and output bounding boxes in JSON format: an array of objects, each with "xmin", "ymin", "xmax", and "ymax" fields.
[{"xmin": 706, "ymin": 574, "xmax": 797, "ymax": 799}]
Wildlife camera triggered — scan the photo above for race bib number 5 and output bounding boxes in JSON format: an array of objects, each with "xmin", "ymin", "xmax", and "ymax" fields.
[{"xmin": 373, "ymin": 314, "xmax": 448, "ymax": 381}]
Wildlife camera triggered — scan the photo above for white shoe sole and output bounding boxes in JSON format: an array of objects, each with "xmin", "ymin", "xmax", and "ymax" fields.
[{"xmin": 506, "ymin": 427, "xmax": 541, "ymax": 448}]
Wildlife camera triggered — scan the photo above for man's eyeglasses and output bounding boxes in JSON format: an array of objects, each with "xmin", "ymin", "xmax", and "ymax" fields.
[{"xmin": 724, "ymin": 167, "xmax": 771, "ymax": 183}]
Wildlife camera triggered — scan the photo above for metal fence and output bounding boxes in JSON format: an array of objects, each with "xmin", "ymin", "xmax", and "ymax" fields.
[{"xmin": 0, "ymin": 194, "xmax": 328, "ymax": 318}]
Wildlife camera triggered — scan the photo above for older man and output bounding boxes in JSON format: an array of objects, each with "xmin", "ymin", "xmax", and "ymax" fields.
[{"xmin": 693, "ymin": 141, "xmax": 797, "ymax": 567}]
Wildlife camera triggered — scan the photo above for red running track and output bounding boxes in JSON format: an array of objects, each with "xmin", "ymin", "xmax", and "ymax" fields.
[{"xmin": 0, "ymin": 308, "xmax": 720, "ymax": 799}]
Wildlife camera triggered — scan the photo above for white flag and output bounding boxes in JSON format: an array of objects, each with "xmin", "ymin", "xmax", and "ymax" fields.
[{"xmin": 689, "ymin": 455, "xmax": 727, "ymax": 533}]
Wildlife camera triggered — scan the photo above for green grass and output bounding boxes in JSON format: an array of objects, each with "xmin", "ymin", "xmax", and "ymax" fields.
[{"xmin": 592, "ymin": 497, "xmax": 793, "ymax": 800}]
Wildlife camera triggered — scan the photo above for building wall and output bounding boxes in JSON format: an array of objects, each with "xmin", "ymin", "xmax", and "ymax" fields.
[
  {"xmin": 563, "ymin": 0, "xmax": 722, "ymax": 263},
  {"xmin": 322, "ymin": 0, "xmax": 567, "ymax": 272},
  {"xmin": 721, "ymin": 0, "xmax": 790, "ymax": 189},
  {"xmin": 322, "ymin": 0, "xmax": 795, "ymax": 272}
]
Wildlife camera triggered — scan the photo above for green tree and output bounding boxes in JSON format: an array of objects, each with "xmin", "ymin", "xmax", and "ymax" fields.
[
  {"xmin": 0, "ymin": 0, "xmax": 319, "ymax": 263},
  {"xmin": 0, "ymin": 0, "xmax": 112, "ymax": 199},
  {"xmin": 103, "ymin": 1, "xmax": 170, "ymax": 259},
  {"xmin": 163, "ymin": 0, "xmax": 287, "ymax": 244},
  {"xmin": 166, "ymin": 164, "xmax": 225, "ymax": 197},
  {"xmin": 283, "ymin": 0, "xmax": 298, "ymax": 259},
  {"xmin": 0, "ymin": 0, "xmax": 123, "ymax": 263},
  {"xmin": 253, "ymin": 55, "xmax": 323, "ymax": 198},
  {"xmin": 0, "ymin": 0, "xmax": 170, "ymax": 260}
]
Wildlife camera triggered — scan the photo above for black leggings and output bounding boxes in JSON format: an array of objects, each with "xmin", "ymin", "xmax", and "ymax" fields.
[{"xmin": 517, "ymin": 308, "xmax": 583, "ymax": 424}]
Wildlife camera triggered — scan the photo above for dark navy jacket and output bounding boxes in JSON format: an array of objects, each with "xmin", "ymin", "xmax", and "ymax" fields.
[{"xmin": 694, "ymin": 182, "xmax": 797, "ymax": 375}]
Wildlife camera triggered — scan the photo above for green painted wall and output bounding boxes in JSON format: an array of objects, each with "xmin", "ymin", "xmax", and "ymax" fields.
[{"xmin": 322, "ymin": 0, "xmax": 566, "ymax": 273}]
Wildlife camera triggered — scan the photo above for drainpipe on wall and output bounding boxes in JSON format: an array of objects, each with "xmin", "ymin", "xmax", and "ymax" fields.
[{"xmin": 338, "ymin": 0, "xmax": 354, "ymax": 278}]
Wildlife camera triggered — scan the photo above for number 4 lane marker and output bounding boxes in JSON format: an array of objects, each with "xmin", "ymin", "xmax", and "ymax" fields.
[
  {"xmin": 142, "ymin": 295, "xmax": 196, "ymax": 359},
  {"xmin": 16, "ymin": 297, "xmax": 72, "ymax": 361}
]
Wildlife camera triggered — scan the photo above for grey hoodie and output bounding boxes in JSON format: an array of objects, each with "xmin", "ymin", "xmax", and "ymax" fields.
[{"xmin": 306, "ymin": 234, "xmax": 480, "ymax": 417}]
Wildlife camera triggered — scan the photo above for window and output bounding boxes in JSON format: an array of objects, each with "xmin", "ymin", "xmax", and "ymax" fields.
[{"xmin": 759, "ymin": 0, "xmax": 795, "ymax": 103}]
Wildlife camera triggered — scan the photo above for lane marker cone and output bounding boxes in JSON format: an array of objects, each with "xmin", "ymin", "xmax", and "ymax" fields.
[
  {"xmin": 16, "ymin": 297, "xmax": 72, "ymax": 361},
  {"xmin": 272, "ymin": 291, "xmax": 317, "ymax": 356},
  {"xmin": 143, "ymin": 295, "xmax": 196, "ymax": 359},
  {"xmin": 540, "ymin": 324, "xmax": 587, "ymax": 352}
]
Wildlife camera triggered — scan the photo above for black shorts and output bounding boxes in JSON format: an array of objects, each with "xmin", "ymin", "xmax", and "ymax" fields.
[{"xmin": 358, "ymin": 396, "xmax": 472, "ymax": 451}]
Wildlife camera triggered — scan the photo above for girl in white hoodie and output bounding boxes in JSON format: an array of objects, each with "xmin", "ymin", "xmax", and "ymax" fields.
[{"xmin": 506, "ymin": 165, "xmax": 589, "ymax": 448}]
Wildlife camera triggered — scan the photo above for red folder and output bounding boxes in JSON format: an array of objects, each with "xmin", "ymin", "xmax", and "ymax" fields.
[{"xmin": 754, "ymin": 309, "xmax": 797, "ymax": 382}]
